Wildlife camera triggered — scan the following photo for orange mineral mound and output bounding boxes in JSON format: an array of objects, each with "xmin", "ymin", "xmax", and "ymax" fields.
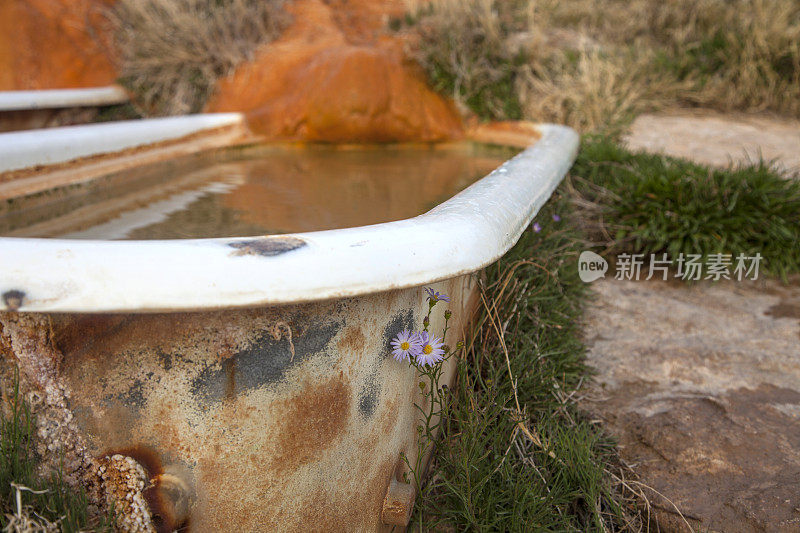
[
  {"xmin": 0, "ymin": 0, "xmax": 117, "ymax": 90},
  {"xmin": 1, "ymin": 0, "xmax": 462, "ymax": 143},
  {"xmin": 206, "ymin": 0, "xmax": 463, "ymax": 142}
]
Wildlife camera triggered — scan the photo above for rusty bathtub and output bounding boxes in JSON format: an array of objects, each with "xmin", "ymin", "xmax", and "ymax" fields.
[{"xmin": 0, "ymin": 116, "xmax": 578, "ymax": 531}]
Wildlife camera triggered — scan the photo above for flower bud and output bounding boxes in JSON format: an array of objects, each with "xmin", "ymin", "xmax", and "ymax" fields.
[
  {"xmin": 423, "ymin": 316, "xmax": 429, "ymax": 327},
  {"xmin": 444, "ymin": 310, "xmax": 452, "ymax": 320}
]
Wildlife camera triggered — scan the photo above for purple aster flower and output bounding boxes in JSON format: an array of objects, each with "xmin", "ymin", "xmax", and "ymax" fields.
[
  {"xmin": 424, "ymin": 287, "xmax": 450, "ymax": 303},
  {"xmin": 533, "ymin": 222, "xmax": 542, "ymax": 233},
  {"xmin": 415, "ymin": 331, "xmax": 445, "ymax": 367},
  {"xmin": 391, "ymin": 329, "xmax": 422, "ymax": 361},
  {"xmin": 552, "ymin": 214, "xmax": 561, "ymax": 222}
]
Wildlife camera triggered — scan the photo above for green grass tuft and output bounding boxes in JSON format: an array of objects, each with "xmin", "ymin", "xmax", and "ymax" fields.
[
  {"xmin": 0, "ymin": 370, "xmax": 111, "ymax": 532},
  {"xmin": 415, "ymin": 193, "xmax": 635, "ymax": 530},
  {"xmin": 571, "ymin": 136, "xmax": 800, "ymax": 278}
]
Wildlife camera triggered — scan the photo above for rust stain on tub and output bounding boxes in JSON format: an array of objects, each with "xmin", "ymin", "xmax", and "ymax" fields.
[
  {"xmin": 223, "ymin": 357, "xmax": 237, "ymax": 402},
  {"xmin": 379, "ymin": 396, "xmax": 399, "ymax": 435},
  {"xmin": 270, "ymin": 372, "xmax": 350, "ymax": 475},
  {"xmin": 104, "ymin": 445, "xmax": 164, "ymax": 480},
  {"xmin": 337, "ymin": 325, "xmax": 366, "ymax": 353},
  {"xmin": 295, "ymin": 456, "xmax": 396, "ymax": 530},
  {"xmin": 53, "ymin": 312, "xmax": 193, "ymax": 363},
  {"xmin": 51, "ymin": 315, "xmax": 129, "ymax": 356},
  {"xmin": 0, "ymin": 322, "xmax": 10, "ymax": 356},
  {"xmin": 228, "ymin": 236, "xmax": 306, "ymax": 257}
]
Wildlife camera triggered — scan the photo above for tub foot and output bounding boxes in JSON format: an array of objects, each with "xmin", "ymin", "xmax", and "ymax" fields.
[{"xmin": 381, "ymin": 478, "xmax": 415, "ymax": 526}]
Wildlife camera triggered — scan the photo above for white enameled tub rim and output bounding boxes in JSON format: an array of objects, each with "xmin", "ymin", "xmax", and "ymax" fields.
[
  {"xmin": 0, "ymin": 86, "xmax": 128, "ymax": 112},
  {"xmin": 0, "ymin": 112, "xmax": 243, "ymax": 173}
]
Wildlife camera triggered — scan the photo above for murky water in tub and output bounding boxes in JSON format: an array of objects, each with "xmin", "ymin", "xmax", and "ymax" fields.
[{"xmin": 0, "ymin": 144, "xmax": 517, "ymax": 239}]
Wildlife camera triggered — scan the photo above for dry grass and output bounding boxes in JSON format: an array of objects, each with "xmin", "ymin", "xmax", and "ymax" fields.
[
  {"xmin": 406, "ymin": 0, "xmax": 536, "ymax": 120},
  {"xmin": 402, "ymin": 0, "xmax": 800, "ymax": 131},
  {"xmin": 400, "ymin": 0, "xmax": 674, "ymax": 131},
  {"xmin": 109, "ymin": 0, "xmax": 290, "ymax": 116},
  {"xmin": 545, "ymin": 0, "xmax": 800, "ymax": 116},
  {"xmin": 518, "ymin": 48, "xmax": 681, "ymax": 136},
  {"xmin": 676, "ymin": 0, "xmax": 800, "ymax": 115}
]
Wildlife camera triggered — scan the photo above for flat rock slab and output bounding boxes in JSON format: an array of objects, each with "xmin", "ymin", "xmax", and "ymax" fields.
[
  {"xmin": 624, "ymin": 111, "xmax": 800, "ymax": 174},
  {"xmin": 583, "ymin": 278, "xmax": 800, "ymax": 532}
]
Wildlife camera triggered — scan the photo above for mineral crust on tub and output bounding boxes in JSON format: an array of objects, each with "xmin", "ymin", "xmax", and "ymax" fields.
[{"xmin": 0, "ymin": 114, "xmax": 578, "ymax": 532}]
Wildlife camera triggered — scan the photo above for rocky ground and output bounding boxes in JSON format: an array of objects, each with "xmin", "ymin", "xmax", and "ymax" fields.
[
  {"xmin": 623, "ymin": 110, "xmax": 800, "ymax": 173},
  {"xmin": 584, "ymin": 111, "xmax": 800, "ymax": 532}
]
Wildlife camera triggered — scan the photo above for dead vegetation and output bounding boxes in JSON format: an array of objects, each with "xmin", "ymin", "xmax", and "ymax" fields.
[
  {"xmin": 108, "ymin": 0, "xmax": 291, "ymax": 116},
  {"xmin": 401, "ymin": 0, "xmax": 800, "ymax": 132}
]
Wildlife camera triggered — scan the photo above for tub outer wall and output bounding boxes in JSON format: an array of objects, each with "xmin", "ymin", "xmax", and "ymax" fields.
[{"xmin": 4, "ymin": 277, "xmax": 475, "ymax": 531}]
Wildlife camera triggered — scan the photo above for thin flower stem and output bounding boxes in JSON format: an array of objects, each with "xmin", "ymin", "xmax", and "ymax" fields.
[{"xmin": 404, "ymin": 289, "xmax": 455, "ymax": 526}]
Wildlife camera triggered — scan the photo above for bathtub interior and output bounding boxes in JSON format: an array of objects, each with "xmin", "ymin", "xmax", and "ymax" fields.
[{"xmin": 0, "ymin": 142, "xmax": 518, "ymax": 240}]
